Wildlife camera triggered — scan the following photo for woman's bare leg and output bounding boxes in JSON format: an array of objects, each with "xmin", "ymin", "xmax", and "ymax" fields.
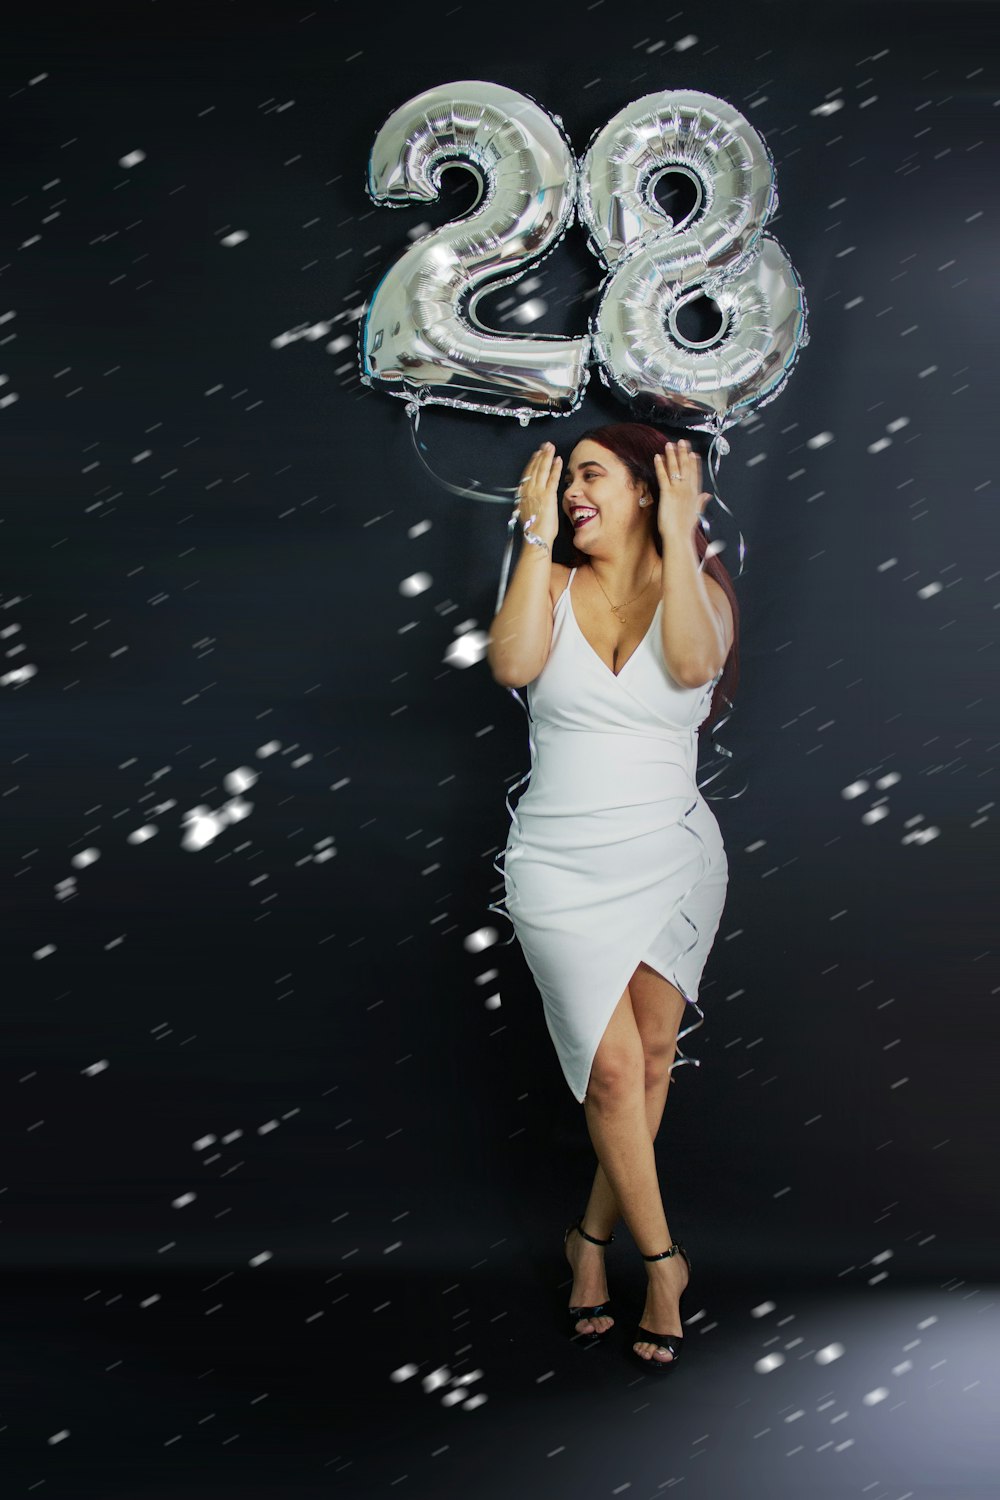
[
  {"xmin": 570, "ymin": 969, "xmax": 691, "ymax": 1359},
  {"xmin": 565, "ymin": 1068, "xmax": 671, "ymax": 1335},
  {"xmin": 582, "ymin": 965, "xmax": 687, "ymax": 1234}
]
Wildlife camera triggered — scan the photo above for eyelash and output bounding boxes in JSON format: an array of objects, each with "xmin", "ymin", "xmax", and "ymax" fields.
[{"xmin": 562, "ymin": 470, "xmax": 598, "ymax": 488}]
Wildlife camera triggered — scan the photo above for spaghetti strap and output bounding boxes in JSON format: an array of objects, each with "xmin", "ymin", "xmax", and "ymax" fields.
[{"xmin": 555, "ymin": 566, "xmax": 577, "ymax": 610}]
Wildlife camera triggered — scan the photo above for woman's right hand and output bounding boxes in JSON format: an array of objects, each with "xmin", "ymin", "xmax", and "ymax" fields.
[{"xmin": 514, "ymin": 441, "xmax": 562, "ymax": 547}]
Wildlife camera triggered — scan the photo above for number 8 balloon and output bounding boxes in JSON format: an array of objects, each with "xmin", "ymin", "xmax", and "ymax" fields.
[{"xmin": 578, "ymin": 90, "xmax": 809, "ymax": 430}]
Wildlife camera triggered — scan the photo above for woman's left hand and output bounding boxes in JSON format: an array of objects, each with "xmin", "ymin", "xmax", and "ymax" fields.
[{"xmin": 654, "ymin": 440, "xmax": 711, "ymax": 538}]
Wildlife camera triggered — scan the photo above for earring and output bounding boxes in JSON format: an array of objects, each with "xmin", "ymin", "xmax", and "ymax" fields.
[{"xmin": 639, "ymin": 496, "xmax": 650, "ymax": 507}]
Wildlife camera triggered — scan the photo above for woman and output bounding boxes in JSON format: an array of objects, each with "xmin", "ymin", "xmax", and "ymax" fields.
[{"xmin": 487, "ymin": 423, "xmax": 739, "ymax": 1369}]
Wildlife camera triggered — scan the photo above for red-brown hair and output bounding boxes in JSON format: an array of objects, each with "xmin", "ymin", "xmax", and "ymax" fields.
[{"xmin": 562, "ymin": 422, "xmax": 740, "ymax": 737}]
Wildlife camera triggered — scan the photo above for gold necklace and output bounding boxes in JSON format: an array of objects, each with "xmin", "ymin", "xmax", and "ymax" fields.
[{"xmin": 588, "ymin": 560, "xmax": 658, "ymax": 623}]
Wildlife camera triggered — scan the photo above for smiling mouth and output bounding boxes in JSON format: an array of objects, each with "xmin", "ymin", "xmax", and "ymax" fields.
[{"xmin": 571, "ymin": 510, "xmax": 598, "ymax": 530}]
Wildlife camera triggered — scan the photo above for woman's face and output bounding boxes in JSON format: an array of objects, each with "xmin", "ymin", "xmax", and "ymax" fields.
[{"xmin": 561, "ymin": 439, "xmax": 647, "ymax": 547}]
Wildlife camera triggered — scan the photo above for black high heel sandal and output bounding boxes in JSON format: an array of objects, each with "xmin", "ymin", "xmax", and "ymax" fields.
[
  {"xmin": 632, "ymin": 1242, "xmax": 691, "ymax": 1369},
  {"xmin": 563, "ymin": 1216, "xmax": 615, "ymax": 1338}
]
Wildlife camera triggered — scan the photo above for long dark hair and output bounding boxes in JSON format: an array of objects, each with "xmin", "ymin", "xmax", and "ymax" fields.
[{"xmin": 562, "ymin": 422, "xmax": 739, "ymax": 736}]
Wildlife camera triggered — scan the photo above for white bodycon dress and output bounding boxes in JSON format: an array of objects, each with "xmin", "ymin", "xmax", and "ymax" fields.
[{"xmin": 490, "ymin": 565, "xmax": 729, "ymax": 1104}]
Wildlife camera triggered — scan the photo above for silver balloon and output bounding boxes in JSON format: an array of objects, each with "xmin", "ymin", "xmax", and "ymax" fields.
[
  {"xmin": 360, "ymin": 81, "xmax": 589, "ymax": 420},
  {"xmin": 578, "ymin": 89, "xmax": 778, "ymax": 272},
  {"xmin": 578, "ymin": 88, "xmax": 807, "ymax": 428},
  {"xmin": 593, "ymin": 235, "xmax": 809, "ymax": 427}
]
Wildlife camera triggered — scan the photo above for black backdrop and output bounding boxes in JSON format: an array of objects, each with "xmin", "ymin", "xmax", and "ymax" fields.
[{"xmin": 1, "ymin": 2, "xmax": 997, "ymax": 1495}]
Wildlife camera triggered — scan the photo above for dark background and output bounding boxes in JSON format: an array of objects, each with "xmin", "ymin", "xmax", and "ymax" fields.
[{"xmin": 0, "ymin": 1, "xmax": 997, "ymax": 1496}]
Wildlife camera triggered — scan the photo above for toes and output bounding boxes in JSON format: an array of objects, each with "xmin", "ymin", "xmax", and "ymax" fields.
[
  {"xmin": 633, "ymin": 1342, "xmax": 673, "ymax": 1361},
  {"xmin": 577, "ymin": 1315, "xmax": 613, "ymax": 1335}
]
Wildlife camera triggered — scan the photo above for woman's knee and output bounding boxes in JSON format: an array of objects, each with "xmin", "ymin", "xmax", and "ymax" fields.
[
  {"xmin": 588, "ymin": 1043, "xmax": 645, "ymax": 1102},
  {"xmin": 643, "ymin": 1041, "xmax": 676, "ymax": 1091}
]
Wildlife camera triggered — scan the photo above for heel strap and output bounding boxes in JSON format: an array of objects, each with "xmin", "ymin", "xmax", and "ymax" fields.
[
  {"xmin": 573, "ymin": 1216, "xmax": 614, "ymax": 1246},
  {"xmin": 641, "ymin": 1242, "xmax": 685, "ymax": 1262}
]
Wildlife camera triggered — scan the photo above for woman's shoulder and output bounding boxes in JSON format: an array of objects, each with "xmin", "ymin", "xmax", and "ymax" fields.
[{"xmin": 549, "ymin": 561, "xmax": 573, "ymax": 609}]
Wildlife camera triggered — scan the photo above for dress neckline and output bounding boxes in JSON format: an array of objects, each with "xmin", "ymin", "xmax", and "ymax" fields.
[{"xmin": 564, "ymin": 568, "xmax": 661, "ymax": 680}]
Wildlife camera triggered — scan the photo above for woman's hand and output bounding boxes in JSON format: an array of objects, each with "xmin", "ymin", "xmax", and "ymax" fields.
[
  {"xmin": 514, "ymin": 441, "xmax": 562, "ymax": 547},
  {"xmin": 654, "ymin": 439, "xmax": 711, "ymax": 538}
]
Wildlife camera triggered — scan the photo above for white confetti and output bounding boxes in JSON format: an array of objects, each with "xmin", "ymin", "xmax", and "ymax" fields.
[
  {"xmin": 901, "ymin": 825, "xmax": 939, "ymax": 845},
  {"xmin": 815, "ymin": 1342, "xmax": 845, "ymax": 1364},
  {"xmin": 2, "ymin": 662, "xmax": 37, "ymax": 685},
  {"xmin": 224, "ymin": 766, "xmax": 258, "ymax": 795},
  {"xmin": 464, "ymin": 926, "xmax": 498, "ymax": 953},
  {"xmin": 445, "ymin": 630, "xmax": 488, "ymax": 668},
  {"xmin": 513, "ymin": 298, "xmax": 546, "ymax": 324}
]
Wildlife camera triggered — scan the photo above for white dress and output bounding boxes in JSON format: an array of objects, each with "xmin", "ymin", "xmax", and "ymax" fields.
[{"xmin": 490, "ymin": 566, "xmax": 729, "ymax": 1104}]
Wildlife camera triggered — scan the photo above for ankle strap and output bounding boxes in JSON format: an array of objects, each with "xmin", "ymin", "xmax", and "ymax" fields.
[
  {"xmin": 575, "ymin": 1217, "xmax": 614, "ymax": 1246},
  {"xmin": 641, "ymin": 1242, "xmax": 684, "ymax": 1261}
]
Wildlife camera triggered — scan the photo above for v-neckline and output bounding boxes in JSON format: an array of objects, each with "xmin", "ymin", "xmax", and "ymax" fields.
[{"xmin": 565, "ymin": 582, "xmax": 661, "ymax": 680}]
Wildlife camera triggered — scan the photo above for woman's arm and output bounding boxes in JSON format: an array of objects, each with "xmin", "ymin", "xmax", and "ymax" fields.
[
  {"xmin": 655, "ymin": 442, "xmax": 732, "ymax": 687},
  {"xmin": 658, "ymin": 524, "xmax": 731, "ymax": 688},
  {"xmin": 487, "ymin": 442, "xmax": 562, "ymax": 689},
  {"xmin": 487, "ymin": 539, "xmax": 554, "ymax": 688}
]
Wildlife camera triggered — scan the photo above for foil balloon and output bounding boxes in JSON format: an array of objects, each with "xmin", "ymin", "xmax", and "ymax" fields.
[
  {"xmin": 360, "ymin": 81, "xmax": 590, "ymax": 421},
  {"xmin": 578, "ymin": 89, "xmax": 808, "ymax": 430},
  {"xmin": 593, "ymin": 234, "xmax": 809, "ymax": 428}
]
